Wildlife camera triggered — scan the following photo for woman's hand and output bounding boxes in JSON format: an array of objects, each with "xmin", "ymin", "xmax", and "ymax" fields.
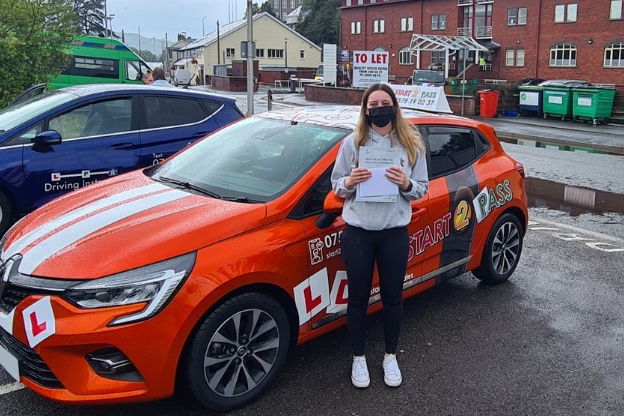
[
  {"xmin": 385, "ymin": 166, "xmax": 410, "ymax": 190},
  {"xmin": 345, "ymin": 167, "xmax": 372, "ymax": 190}
]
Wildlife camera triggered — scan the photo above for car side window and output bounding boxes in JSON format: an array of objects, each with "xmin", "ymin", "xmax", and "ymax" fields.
[
  {"xmin": 424, "ymin": 127, "xmax": 484, "ymax": 178},
  {"xmin": 49, "ymin": 98, "xmax": 132, "ymax": 139},
  {"xmin": 3, "ymin": 121, "xmax": 44, "ymax": 146},
  {"xmin": 143, "ymin": 97, "xmax": 208, "ymax": 129},
  {"xmin": 126, "ymin": 60, "xmax": 151, "ymax": 81},
  {"xmin": 291, "ymin": 167, "xmax": 333, "ymax": 219}
]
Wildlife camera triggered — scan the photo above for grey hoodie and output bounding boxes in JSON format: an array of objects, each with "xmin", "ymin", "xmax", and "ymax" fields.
[{"xmin": 331, "ymin": 130, "xmax": 429, "ymax": 230}]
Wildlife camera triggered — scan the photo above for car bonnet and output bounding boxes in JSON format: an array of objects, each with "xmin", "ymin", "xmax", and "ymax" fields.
[{"xmin": 1, "ymin": 173, "xmax": 267, "ymax": 280}]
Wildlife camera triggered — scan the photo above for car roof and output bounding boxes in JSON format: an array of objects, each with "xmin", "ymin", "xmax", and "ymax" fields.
[
  {"xmin": 58, "ymin": 84, "xmax": 237, "ymax": 103},
  {"xmin": 257, "ymin": 105, "xmax": 487, "ymax": 131}
]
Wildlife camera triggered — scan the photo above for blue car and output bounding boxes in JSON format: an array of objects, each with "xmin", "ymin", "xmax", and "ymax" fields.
[{"xmin": 0, "ymin": 84, "xmax": 244, "ymax": 235}]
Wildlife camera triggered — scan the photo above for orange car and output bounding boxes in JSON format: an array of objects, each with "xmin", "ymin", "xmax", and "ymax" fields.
[{"xmin": 0, "ymin": 106, "xmax": 527, "ymax": 411}]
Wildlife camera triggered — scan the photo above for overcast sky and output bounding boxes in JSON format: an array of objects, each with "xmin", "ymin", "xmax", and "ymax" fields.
[{"xmin": 106, "ymin": 0, "xmax": 261, "ymax": 41}]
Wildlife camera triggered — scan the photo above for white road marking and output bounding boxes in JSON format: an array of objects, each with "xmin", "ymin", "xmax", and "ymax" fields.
[
  {"xmin": 530, "ymin": 217, "xmax": 623, "ymax": 243},
  {"xmin": 0, "ymin": 382, "xmax": 25, "ymax": 395}
]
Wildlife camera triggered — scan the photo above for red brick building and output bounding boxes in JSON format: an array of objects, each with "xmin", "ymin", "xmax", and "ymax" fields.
[{"xmin": 339, "ymin": 0, "xmax": 624, "ymax": 86}]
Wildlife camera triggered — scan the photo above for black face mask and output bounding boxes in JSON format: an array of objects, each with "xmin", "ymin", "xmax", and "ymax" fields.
[{"xmin": 367, "ymin": 106, "xmax": 395, "ymax": 128}]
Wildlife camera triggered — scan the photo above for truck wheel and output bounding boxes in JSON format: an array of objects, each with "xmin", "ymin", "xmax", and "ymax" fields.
[{"xmin": 183, "ymin": 293, "xmax": 290, "ymax": 412}]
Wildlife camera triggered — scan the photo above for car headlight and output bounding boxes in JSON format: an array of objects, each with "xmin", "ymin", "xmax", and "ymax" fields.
[{"xmin": 64, "ymin": 253, "xmax": 196, "ymax": 326}]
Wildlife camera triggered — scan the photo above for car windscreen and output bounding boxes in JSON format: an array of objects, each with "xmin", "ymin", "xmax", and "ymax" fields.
[
  {"xmin": 413, "ymin": 71, "xmax": 445, "ymax": 83},
  {"xmin": 0, "ymin": 91, "xmax": 76, "ymax": 134},
  {"xmin": 149, "ymin": 117, "xmax": 348, "ymax": 202}
]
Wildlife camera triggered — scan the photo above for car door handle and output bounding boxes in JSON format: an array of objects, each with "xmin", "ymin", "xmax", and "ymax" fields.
[
  {"xmin": 192, "ymin": 132, "xmax": 208, "ymax": 138},
  {"xmin": 411, "ymin": 207, "xmax": 427, "ymax": 221},
  {"xmin": 107, "ymin": 142, "xmax": 135, "ymax": 150}
]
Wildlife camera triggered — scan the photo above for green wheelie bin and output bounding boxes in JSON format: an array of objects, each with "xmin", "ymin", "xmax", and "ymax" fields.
[
  {"xmin": 572, "ymin": 86, "xmax": 616, "ymax": 125},
  {"xmin": 542, "ymin": 86, "xmax": 573, "ymax": 120}
]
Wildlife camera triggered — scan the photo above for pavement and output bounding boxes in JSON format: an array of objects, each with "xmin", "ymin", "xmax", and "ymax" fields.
[{"xmin": 194, "ymin": 85, "xmax": 624, "ymax": 156}]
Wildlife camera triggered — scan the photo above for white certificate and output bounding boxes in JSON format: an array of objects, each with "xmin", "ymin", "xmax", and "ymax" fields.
[{"xmin": 356, "ymin": 146, "xmax": 403, "ymax": 202}]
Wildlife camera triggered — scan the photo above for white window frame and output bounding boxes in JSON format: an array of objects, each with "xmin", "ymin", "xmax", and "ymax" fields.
[
  {"xmin": 550, "ymin": 43, "xmax": 577, "ymax": 66},
  {"xmin": 268, "ymin": 49, "xmax": 284, "ymax": 59},
  {"xmin": 299, "ymin": 50, "xmax": 305, "ymax": 59},
  {"xmin": 373, "ymin": 19, "xmax": 385, "ymax": 33},
  {"xmin": 350, "ymin": 21, "xmax": 361, "ymax": 34},
  {"xmin": 401, "ymin": 17, "xmax": 413, "ymax": 32},
  {"xmin": 611, "ymin": 1, "xmax": 623, "ymax": 19},
  {"xmin": 604, "ymin": 42, "xmax": 624, "ymax": 67},
  {"xmin": 399, "ymin": 47, "xmax": 413, "ymax": 65},
  {"xmin": 508, "ymin": 7, "xmax": 527, "ymax": 25},
  {"xmin": 505, "ymin": 49, "xmax": 525, "ymax": 67},
  {"xmin": 432, "ymin": 14, "xmax": 446, "ymax": 30},
  {"xmin": 226, "ymin": 48, "xmax": 235, "ymax": 58},
  {"xmin": 256, "ymin": 49, "xmax": 265, "ymax": 58},
  {"xmin": 555, "ymin": 4, "xmax": 577, "ymax": 22}
]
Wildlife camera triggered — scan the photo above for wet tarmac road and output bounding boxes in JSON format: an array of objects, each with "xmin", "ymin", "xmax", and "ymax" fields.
[{"xmin": 0, "ymin": 209, "xmax": 622, "ymax": 416}]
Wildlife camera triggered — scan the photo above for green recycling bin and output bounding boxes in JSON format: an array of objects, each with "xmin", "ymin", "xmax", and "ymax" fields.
[
  {"xmin": 542, "ymin": 86, "xmax": 573, "ymax": 120},
  {"xmin": 572, "ymin": 87, "xmax": 616, "ymax": 125}
]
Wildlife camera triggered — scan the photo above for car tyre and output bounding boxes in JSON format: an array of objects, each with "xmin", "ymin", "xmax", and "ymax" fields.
[
  {"xmin": 472, "ymin": 213, "xmax": 523, "ymax": 284},
  {"xmin": 184, "ymin": 292, "xmax": 290, "ymax": 412},
  {"xmin": 0, "ymin": 192, "xmax": 14, "ymax": 237}
]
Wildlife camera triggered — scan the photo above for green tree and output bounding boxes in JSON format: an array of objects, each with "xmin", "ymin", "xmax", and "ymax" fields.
[
  {"xmin": 259, "ymin": 1, "xmax": 277, "ymax": 18},
  {"xmin": 0, "ymin": 0, "xmax": 78, "ymax": 106},
  {"xmin": 73, "ymin": 0, "xmax": 105, "ymax": 35},
  {"xmin": 295, "ymin": 0, "xmax": 341, "ymax": 46},
  {"xmin": 244, "ymin": 1, "xmax": 277, "ymax": 19}
]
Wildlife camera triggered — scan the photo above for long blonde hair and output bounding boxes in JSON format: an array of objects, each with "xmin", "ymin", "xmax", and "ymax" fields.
[{"xmin": 354, "ymin": 83, "xmax": 426, "ymax": 166}]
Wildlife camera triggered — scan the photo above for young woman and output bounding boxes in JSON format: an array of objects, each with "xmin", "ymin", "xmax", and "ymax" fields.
[{"xmin": 331, "ymin": 82, "xmax": 429, "ymax": 388}]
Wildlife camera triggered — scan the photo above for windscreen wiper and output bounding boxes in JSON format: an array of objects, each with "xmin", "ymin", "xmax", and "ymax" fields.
[{"xmin": 157, "ymin": 176, "xmax": 222, "ymax": 199}]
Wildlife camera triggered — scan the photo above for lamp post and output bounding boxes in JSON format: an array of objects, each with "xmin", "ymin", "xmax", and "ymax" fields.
[
  {"xmin": 107, "ymin": 14, "xmax": 115, "ymax": 37},
  {"xmin": 202, "ymin": 16, "xmax": 207, "ymax": 36},
  {"xmin": 284, "ymin": 38, "xmax": 288, "ymax": 72},
  {"xmin": 246, "ymin": 0, "xmax": 254, "ymax": 116}
]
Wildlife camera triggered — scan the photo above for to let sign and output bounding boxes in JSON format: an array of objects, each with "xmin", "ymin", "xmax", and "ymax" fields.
[{"xmin": 352, "ymin": 51, "xmax": 389, "ymax": 88}]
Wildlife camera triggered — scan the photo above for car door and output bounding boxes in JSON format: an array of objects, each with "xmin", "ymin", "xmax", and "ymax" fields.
[
  {"xmin": 139, "ymin": 95, "xmax": 221, "ymax": 166},
  {"xmin": 418, "ymin": 125, "xmax": 498, "ymax": 283},
  {"xmin": 22, "ymin": 95, "xmax": 140, "ymax": 211},
  {"xmin": 295, "ymin": 168, "xmax": 428, "ymax": 337}
]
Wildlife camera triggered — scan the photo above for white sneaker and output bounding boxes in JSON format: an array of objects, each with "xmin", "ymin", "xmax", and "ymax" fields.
[
  {"xmin": 382, "ymin": 354, "xmax": 402, "ymax": 387},
  {"xmin": 351, "ymin": 356, "xmax": 370, "ymax": 388}
]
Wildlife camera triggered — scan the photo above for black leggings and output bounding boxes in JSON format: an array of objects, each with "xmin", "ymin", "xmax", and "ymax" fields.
[{"xmin": 341, "ymin": 224, "xmax": 409, "ymax": 356}]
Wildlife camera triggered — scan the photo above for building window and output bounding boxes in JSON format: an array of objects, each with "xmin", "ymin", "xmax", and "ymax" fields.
[
  {"xmin": 373, "ymin": 19, "xmax": 385, "ymax": 33},
  {"xmin": 401, "ymin": 17, "xmax": 413, "ymax": 32},
  {"xmin": 268, "ymin": 49, "xmax": 284, "ymax": 58},
  {"xmin": 517, "ymin": 49, "xmax": 525, "ymax": 66},
  {"xmin": 550, "ymin": 43, "xmax": 577, "ymax": 66},
  {"xmin": 399, "ymin": 47, "xmax": 413, "ymax": 65},
  {"xmin": 508, "ymin": 7, "xmax": 527, "ymax": 25},
  {"xmin": 300, "ymin": 50, "xmax": 305, "ymax": 59},
  {"xmin": 506, "ymin": 49, "xmax": 525, "ymax": 66},
  {"xmin": 611, "ymin": 1, "xmax": 623, "ymax": 19},
  {"xmin": 555, "ymin": 4, "xmax": 577, "ymax": 22},
  {"xmin": 291, "ymin": 0, "xmax": 295, "ymax": 8},
  {"xmin": 274, "ymin": 0, "xmax": 279, "ymax": 8},
  {"xmin": 256, "ymin": 49, "xmax": 265, "ymax": 58},
  {"xmin": 350, "ymin": 21, "xmax": 361, "ymax": 34},
  {"xmin": 432, "ymin": 14, "xmax": 446, "ymax": 30},
  {"xmin": 226, "ymin": 48, "xmax": 235, "ymax": 58},
  {"xmin": 282, "ymin": 0, "xmax": 287, "ymax": 8},
  {"xmin": 604, "ymin": 42, "xmax": 624, "ymax": 67},
  {"xmin": 431, "ymin": 51, "xmax": 445, "ymax": 68}
]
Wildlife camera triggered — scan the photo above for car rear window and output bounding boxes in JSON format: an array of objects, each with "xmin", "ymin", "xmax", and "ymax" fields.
[
  {"xmin": 143, "ymin": 96, "xmax": 209, "ymax": 129},
  {"xmin": 425, "ymin": 127, "xmax": 481, "ymax": 178}
]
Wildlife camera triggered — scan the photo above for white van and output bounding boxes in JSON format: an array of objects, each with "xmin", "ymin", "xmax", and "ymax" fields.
[{"xmin": 174, "ymin": 69, "xmax": 191, "ymax": 86}]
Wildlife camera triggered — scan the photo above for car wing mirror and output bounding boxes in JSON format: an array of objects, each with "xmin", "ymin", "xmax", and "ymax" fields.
[
  {"xmin": 316, "ymin": 190, "xmax": 343, "ymax": 229},
  {"xmin": 32, "ymin": 130, "xmax": 62, "ymax": 146}
]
